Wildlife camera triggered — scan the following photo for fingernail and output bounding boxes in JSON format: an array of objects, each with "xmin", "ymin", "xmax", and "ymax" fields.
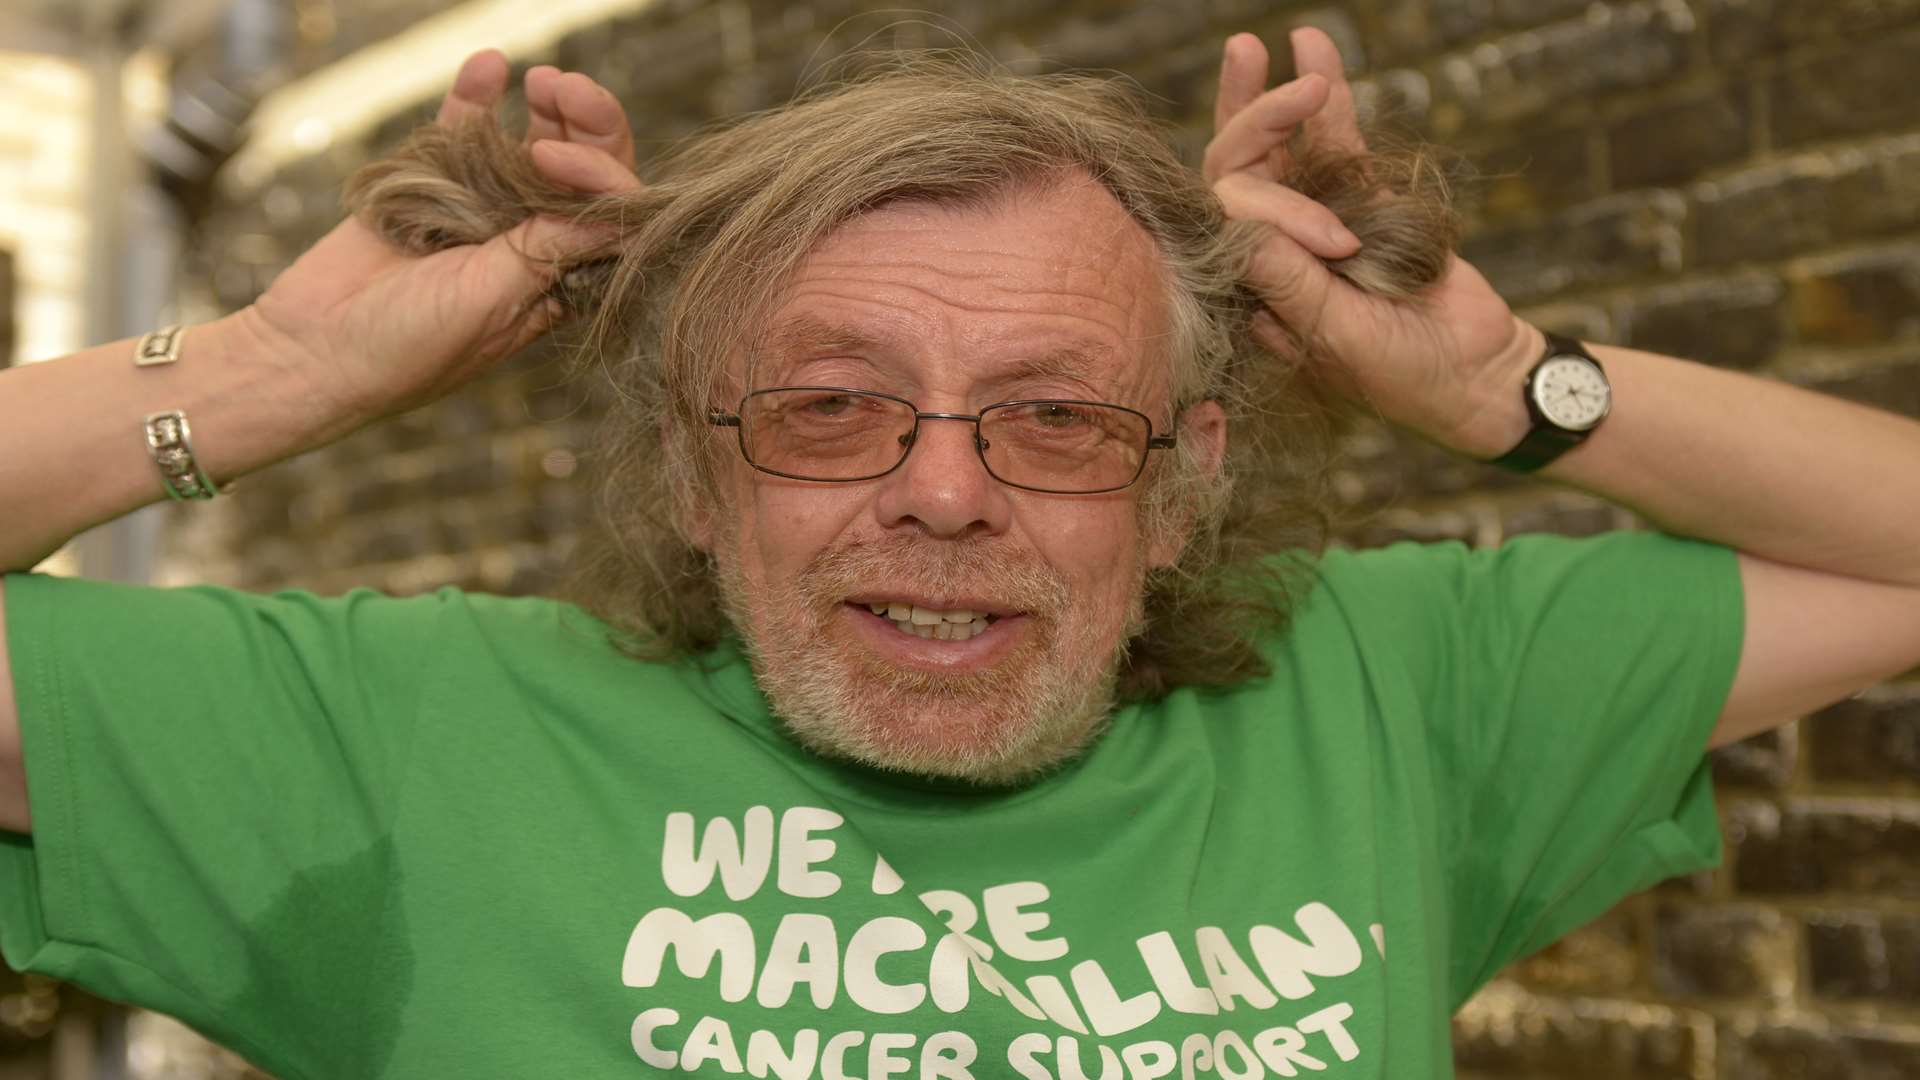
[{"xmin": 1328, "ymin": 223, "xmax": 1361, "ymax": 250}]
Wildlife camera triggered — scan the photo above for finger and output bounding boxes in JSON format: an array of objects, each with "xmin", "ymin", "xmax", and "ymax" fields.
[
  {"xmin": 530, "ymin": 139, "xmax": 644, "ymax": 194},
  {"xmin": 1245, "ymin": 232, "xmax": 1338, "ymax": 342},
  {"xmin": 1290, "ymin": 26, "xmax": 1368, "ymax": 156},
  {"xmin": 551, "ymin": 72, "xmax": 637, "ymax": 170},
  {"xmin": 478, "ymin": 213, "xmax": 609, "ymax": 302},
  {"xmin": 437, "ymin": 49, "xmax": 510, "ymax": 127},
  {"xmin": 1215, "ymin": 175, "xmax": 1351, "ymax": 335},
  {"xmin": 1203, "ymin": 74, "xmax": 1329, "ymax": 182},
  {"xmin": 1251, "ymin": 310, "xmax": 1361, "ymax": 400},
  {"xmin": 1213, "ymin": 33, "xmax": 1270, "ymax": 134},
  {"xmin": 524, "ymin": 64, "xmax": 566, "ymax": 143},
  {"xmin": 1215, "ymin": 172, "xmax": 1361, "ymax": 258}
]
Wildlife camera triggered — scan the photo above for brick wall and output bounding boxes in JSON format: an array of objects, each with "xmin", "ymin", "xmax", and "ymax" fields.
[{"xmin": 149, "ymin": 1, "xmax": 1920, "ymax": 1075}]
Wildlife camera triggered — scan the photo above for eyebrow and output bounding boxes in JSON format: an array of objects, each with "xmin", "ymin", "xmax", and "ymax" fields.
[
  {"xmin": 754, "ymin": 314, "xmax": 1120, "ymax": 391},
  {"xmin": 754, "ymin": 315, "xmax": 896, "ymax": 369}
]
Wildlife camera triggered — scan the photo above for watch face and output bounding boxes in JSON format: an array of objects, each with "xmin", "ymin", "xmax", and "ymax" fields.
[{"xmin": 1531, "ymin": 355, "xmax": 1610, "ymax": 431}]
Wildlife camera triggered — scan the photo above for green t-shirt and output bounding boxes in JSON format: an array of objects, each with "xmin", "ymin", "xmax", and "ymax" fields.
[{"xmin": 0, "ymin": 531, "xmax": 1742, "ymax": 1079}]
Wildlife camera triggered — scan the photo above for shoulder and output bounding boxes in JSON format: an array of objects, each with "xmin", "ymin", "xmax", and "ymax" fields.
[
  {"xmin": 7, "ymin": 572, "xmax": 628, "ymax": 667},
  {"xmin": 1303, "ymin": 530, "xmax": 1734, "ymax": 606}
]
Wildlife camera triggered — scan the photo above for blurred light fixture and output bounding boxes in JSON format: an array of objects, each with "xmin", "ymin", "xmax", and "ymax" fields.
[{"xmin": 222, "ymin": 0, "xmax": 660, "ymax": 195}]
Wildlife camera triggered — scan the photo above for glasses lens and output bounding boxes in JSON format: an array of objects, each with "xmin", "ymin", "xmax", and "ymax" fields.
[
  {"xmin": 740, "ymin": 389, "xmax": 915, "ymax": 481},
  {"xmin": 981, "ymin": 402, "xmax": 1151, "ymax": 493}
]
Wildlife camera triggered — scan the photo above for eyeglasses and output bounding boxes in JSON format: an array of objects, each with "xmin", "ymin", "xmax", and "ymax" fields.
[{"xmin": 707, "ymin": 386, "xmax": 1177, "ymax": 495}]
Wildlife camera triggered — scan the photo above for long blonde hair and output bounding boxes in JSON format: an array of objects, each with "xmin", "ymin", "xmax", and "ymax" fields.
[{"xmin": 344, "ymin": 51, "xmax": 1457, "ymax": 699}]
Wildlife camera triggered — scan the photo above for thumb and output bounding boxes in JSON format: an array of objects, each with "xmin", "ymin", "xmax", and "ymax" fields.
[{"xmin": 470, "ymin": 212, "xmax": 611, "ymax": 304}]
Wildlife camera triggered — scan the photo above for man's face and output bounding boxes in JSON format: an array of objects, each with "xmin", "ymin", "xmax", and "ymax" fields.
[{"xmin": 703, "ymin": 175, "xmax": 1199, "ymax": 783}]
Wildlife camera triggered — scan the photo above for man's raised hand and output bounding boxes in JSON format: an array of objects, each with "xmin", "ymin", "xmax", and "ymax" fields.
[
  {"xmin": 1209, "ymin": 28, "xmax": 1541, "ymax": 457},
  {"xmin": 239, "ymin": 50, "xmax": 641, "ymax": 426}
]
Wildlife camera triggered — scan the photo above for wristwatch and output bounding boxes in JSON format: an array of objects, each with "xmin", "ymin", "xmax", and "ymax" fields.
[{"xmin": 1489, "ymin": 331, "xmax": 1611, "ymax": 472}]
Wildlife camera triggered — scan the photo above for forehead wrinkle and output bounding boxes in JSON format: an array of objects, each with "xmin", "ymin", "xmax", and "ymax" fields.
[{"xmin": 757, "ymin": 312, "xmax": 900, "ymax": 361}]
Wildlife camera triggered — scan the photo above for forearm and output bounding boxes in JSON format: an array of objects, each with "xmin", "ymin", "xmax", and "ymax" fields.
[
  {"xmin": 0, "ymin": 311, "xmax": 368, "ymax": 573},
  {"xmin": 1500, "ymin": 341, "xmax": 1920, "ymax": 588}
]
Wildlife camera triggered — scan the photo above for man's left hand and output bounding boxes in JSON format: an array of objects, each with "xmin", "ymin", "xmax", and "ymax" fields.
[{"xmin": 1207, "ymin": 27, "xmax": 1538, "ymax": 459}]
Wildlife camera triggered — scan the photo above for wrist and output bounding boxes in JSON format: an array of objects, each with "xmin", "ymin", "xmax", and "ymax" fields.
[
  {"xmin": 1439, "ymin": 318, "xmax": 1546, "ymax": 460},
  {"xmin": 219, "ymin": 305, "xmax": 385, "ymax": 436}
]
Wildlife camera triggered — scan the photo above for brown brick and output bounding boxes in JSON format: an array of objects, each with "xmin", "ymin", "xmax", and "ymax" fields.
[
  {"xmin": 1615, "ymin": 274, "xmax": 1787, "ymax": 369},
  {"xmin": 1711, "ymin": 725, "xmax": 1798, "ymax": 792},
  {"xmin": 1704, "ymin": 0, "xmax": 1920, "ymax": 62},
  {"xmin": 1497, "ymin": 492, "xmax": 1629, "ymax": 539},
  {"xmin": 1464, "ymin": 190, "xmax": 1685, "ymax": 304},
  {"xmin": 430, "ymin": 452, "xmax": 509, "ymax": 499},
  {"xmin": 1038, "ymin": 5, "xmax": 1212, "ymax": 73},
  {"xmin": 1431, "ymin": 2, "xmax": 1697, "ymax": 128},
  {"xmin": 1796, "ymin": 356, "xmax": 1920, "ymax": 419},
  {"xmin": 1363, "ymin": 0, "xmax": 1434, "ymax": 66},
  {"xmin": 1774, "ymin": 0, "xmax": 1920, "ymax": 42},
  {"xmin": 1432, "ymin": 0, "xmax": 1629, "ymax": 42},
  {"xmin": 1693, "ymin": 137, "xmax": 1920, "ymax": 264},
  {"xmin": 1804, "ymin": 687, "xmax": 1920, "ymax": 786},
  {"xmin": 1691, "ymin": 158, "xmax": 1838, "ymax": 266},
  {"xmin": 1699, "ymin": 0, "xmax": 1777, "ymax": 65},
  {"xmin": 1829, "ymin": 135, "xmax": 1920, "ymax": 240},
  {"xmin": 1608, "ymin": 85, "xmax": 1753, "ymax": 191},
  {"xmin": 1492, "ymin": 0, "xmax": 1596, "ymax": 27},
  {"xmin": 1453, "ymin": 984, "xmax": 1712, "ymax": 1080},
  {"xmin": 1333, "ymin": 418, "xmax": 1528, "ymax": 508},
  {"xmin": 1806, "ymin": 910, "xmax": 1920, "ymax": 1002},
  {"xmin": 1651, "ymin": 903, "xmax": 1795, "ymax": 1000},
  {"xmin": 563, "ymin": 7, "xmax": 728, "ymax": 99},
  {"xmin": 1719, "ymin": 1019, "xmax": 1920, "ymax": 1080},
  {"xmin": 1789, "ymin": 246, "xmax": 1920, "ymax": 345},
  {"xmin": 1430, "ymin": 0, "xmax": 1497, "ymax": 48},
  {"xmin": 1771, "ymin": 28, "xmax": 1920, "ymax": 150},
  {"xmin": 340, "ymin": 469, "xmax": 421, "ymax": 517},
  {"xmin": 1338, "ymin": 505, "xmax": 1488, "ymax": 550},
  {"xmin": 1472, "ymin": 125, "xmax": 1599, "ymax": 218},
  {"xmin": 1515, "ymin": 300, "xmax": 1614, "ymax": 343},
  {"xmin": 338, "ymin": 511, "xmax": 450, "ymax": 568},
  {"xmin": 1732, "ymin": 799, "xmax": 1920, "ymax": 897},
  {"xmin": 1511, "ymin": 907, "xmax": 1642, "ymax": 994},
  {"xmin": 1352, "ymin": 68, "xmax": 1435, "ymax": 135},
  {"xmin": 380, "ymin": 408, "xmax": 443, "ymax": 455}
]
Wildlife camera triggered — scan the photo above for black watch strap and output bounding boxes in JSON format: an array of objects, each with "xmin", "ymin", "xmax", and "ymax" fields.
[
  {"xmin": 1489, "ymin": 332, "xmax": 1605, "ymax": 474},
  {"xmin": 1489, "ymin": 417, "xmax": 1587, "ymax": 473}
]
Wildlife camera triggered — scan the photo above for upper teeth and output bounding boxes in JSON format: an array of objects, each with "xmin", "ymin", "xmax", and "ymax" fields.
[
  {"xmin": 869, "ymin": 602, "xmax": 983, "ymax": 624},
  {"xmin": 865, "ymin": 601, "xmax": 993, "ymax": 641}
]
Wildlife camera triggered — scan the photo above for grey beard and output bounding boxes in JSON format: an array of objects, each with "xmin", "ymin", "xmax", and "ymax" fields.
[{"xmin": 715, "ymin": 533, "xmax": 1145, "ymax": 785}]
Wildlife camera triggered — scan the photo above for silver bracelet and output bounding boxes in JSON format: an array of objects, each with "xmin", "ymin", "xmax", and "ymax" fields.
[
  {"xmin": 134, "ymin": 324, "xmax": 185, "ymax": 367},
  {"xmin": 144, "ymin": 410, "xmax": 221, "ymax": 501}
]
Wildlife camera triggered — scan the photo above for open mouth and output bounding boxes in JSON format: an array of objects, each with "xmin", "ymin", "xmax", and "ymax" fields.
[{"xmin": 855, "ymin": 600, "xmax": 1003, "ymax": 641}]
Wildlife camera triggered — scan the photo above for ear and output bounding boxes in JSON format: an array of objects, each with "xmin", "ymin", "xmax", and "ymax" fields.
[
  {"xmin": 1146, "ymin": 399, "xmax": 1228, "ymax": 569},
  {"xmin": 662, "ymin": 418, "xmax": 718, "ymax": 551},
  {"xmin": 1182, "ymin": 398, "xmax": 1229, "ymax": 479}
]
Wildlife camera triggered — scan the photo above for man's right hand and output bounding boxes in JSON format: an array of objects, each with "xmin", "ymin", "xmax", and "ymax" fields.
[{"xmin": 239, "ymin": 49, "xmax": 643, "ymax": 426}]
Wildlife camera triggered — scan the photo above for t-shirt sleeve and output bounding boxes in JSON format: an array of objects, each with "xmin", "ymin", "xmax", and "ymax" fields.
[
  {"xmin": 0, "ymin": 571, "xmax": 449, "ymax": 1070},
  {"xmin": 1315, "ymin": 530, "xmax": 1744, "ymax": 1006}
]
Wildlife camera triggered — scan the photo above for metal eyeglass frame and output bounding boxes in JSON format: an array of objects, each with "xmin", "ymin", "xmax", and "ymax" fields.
[{"xmin": 707, "ymin": 385, "xmax": 1178, "ymax": 495}]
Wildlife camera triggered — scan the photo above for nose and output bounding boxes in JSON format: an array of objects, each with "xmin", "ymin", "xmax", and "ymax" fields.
[{"xmin": 871, "ymin": 416, "xmax": 1012, "ymax": 539}]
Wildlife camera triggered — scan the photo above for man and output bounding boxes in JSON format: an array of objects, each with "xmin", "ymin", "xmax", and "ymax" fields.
[{"xmin": 0, "ymin": 27, "xmax": 1916, "ymax": 1079}]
